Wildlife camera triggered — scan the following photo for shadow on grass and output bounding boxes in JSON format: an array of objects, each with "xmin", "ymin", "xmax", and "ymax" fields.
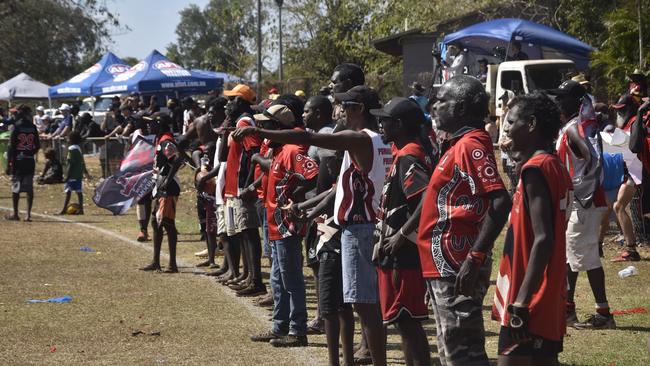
[{"xmin": 616, "ymin": 325, "xmax": 650, "ymax": 332}]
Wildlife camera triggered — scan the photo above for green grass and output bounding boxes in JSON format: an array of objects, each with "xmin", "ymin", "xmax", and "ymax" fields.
[{"xmin": 0, "ymin": 154, "xmax": 648, "ymax": 365}]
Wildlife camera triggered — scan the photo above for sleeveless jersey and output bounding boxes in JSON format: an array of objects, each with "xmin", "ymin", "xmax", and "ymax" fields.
[
  {"xmin": 493, "ymin": 153, "xmax": 573, "ymax": 341},
  {"xmin": 334, "ymin": 128, "xmax": 392, "ymax": 225}
]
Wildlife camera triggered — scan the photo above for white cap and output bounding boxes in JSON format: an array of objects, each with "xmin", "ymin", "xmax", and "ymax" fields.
[
  {"xmin": 59, "ymin": 103, "xmax": 71, "ymax": 111},
  {"xmin": 36, "ymin": 106, "xmax": 44, "ymax": 112}
]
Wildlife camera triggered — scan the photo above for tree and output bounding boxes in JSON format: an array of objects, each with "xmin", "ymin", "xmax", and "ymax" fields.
[
  {"xmin": 0, "ymin": 0, "xmax": 121, "ymax": 85},
  {"xmin": 166, "ymin": 0, "xmax": 257, "ymax": 77},
  {"xmin": 590, "ymin": 0, "xmax": 650, "ymax": 99}
]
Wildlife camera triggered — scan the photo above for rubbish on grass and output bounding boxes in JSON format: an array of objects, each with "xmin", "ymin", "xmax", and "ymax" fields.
[
  {"xmin": 611, "ymin": 307, "xmax": 647, "ymax": 315},
  {"xmin": 27, "ymin": 296, "xmax": 73, "ymax": 304},
  {"xmin": 618, "ymin": 266, "xmax": 638, "ymax": 279},
  {"xmin": 79, "ymin": 247, "xmax": 96, "ymax": 253},
  {"xmin": 131, "ymin": 330, "xmax": 161, "ymax": 337},
  {"xmin": 50, "ymin": 345, "xmax": 57, "ymax": 353}
]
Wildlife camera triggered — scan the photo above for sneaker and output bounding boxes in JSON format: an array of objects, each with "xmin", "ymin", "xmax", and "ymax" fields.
[
  {"xmin": 573, "ymin": 313, "xmax": 616, "ymax": 330},
  {"xmin": 612, "ymin": 250, "xmax": 641, "ymax": 262},
  {"xmin": 307, "ymin": 318, "xmax": 324, "ymax": 334},
  {"xmin": 566, "ymin": 311, "xmax": 579, "ymax": 328},
  {"xmin": 256, "ymin": 294, "xmax": 274, "ymax": 307},
  {"xmin": 236, "ymin": 285, "xmax": 267, "ymax": 297},
  {"xmin": 251, "ymin": 331, "xmax": 283, "ymax": 342},
  {"xmin": 270, "ymin": 334, "xmax": 308, "ymax": 347}
]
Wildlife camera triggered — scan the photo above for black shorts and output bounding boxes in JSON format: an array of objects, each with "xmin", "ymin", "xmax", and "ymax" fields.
[
  {"xmin": 498, "ymin": 327, "xmax": 563, "ymax": 358},
  {"xmin": 318, "ymin": 250, "xmax": 351, "ymax": 315}
]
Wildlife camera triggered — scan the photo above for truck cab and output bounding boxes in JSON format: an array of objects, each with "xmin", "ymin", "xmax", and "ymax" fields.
[{"xmin": 489, "ymin": 59, "xmax": 577, "ymax": 118}]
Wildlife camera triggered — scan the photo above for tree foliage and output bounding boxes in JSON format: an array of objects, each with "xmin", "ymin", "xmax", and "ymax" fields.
[
  {"xmin": 166, "ymin": 0, "xmax": 257, "ymax": 77},
  {"xmin": 0, "ymin": 0, "xmax": 121, "ymax": 85}
]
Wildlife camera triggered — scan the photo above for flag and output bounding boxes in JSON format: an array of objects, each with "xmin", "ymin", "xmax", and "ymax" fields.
[{"xmin": 93, "ymin": 135, "xmax": 155, "ymax": 215}]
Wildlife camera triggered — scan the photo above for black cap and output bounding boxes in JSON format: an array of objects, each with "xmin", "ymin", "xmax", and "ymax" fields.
[
  {"xmin": 547, "ymin": 80, "xmax": 586, "ymax": 100},
  {"xmin": 182, "ymin": 96, "xmax": 196, "ymax": 105},
  {"xmin": 410, "ymin": 82, "xmax": 425, "ymax": 92},
  {"xmin": 119, "ymin": 104, "xmax": 133, "ymax": 112},
  {"xmin": 370, "ymin": 97, "xmax": 424, "ymax": 124},
  {"xmin": 333, "ymin": 85, "xmax": 380, "ymax": 109}
]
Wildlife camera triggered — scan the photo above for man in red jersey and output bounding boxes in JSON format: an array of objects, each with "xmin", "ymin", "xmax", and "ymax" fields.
[
  {"xmin": 372, "ymin": 97, "xmax": 433, "ymax": 366},
  {"xmin": 494, "ymin": 92, "xmax": 573, "ymax": 366},
  {"xmin": 247, "ymin": 104, "xmax": 319, "ymax": 347},
  {"xmin": 220, "ymin": 84, "xmax": 266, "ymax": 296},
  {"xmin": 417, "ymin": 75, "xmax": 511, "ymax": 366}
]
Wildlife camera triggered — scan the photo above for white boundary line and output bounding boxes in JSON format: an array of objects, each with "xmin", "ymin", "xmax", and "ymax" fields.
[{"xmin": 0, "ymin": 206, "xmax": 325, "ymax": 366}]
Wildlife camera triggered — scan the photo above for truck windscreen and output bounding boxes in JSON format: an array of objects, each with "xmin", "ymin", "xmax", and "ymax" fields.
[{"xmin": 525, "ymin": 64, "xmax": 577, "ymax": 91}]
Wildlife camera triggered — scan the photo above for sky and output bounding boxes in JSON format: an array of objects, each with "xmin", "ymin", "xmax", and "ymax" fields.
[{"xmin": 105, "ymin": 0, "xmax": 210, "ymax": 60}]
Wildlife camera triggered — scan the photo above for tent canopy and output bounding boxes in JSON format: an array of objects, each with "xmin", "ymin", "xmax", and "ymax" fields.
[
  {"xmin": 49, "ymin": 52, "xmax": 130, "ymax": 98},
  {"xmin": 191, "ymin": 69, "xmax": 243, "ymax": 84},
  {"xmin": 0, "ymin": 73, "xmax": 50, "ymax": 101},
  {"xmin": 442, "ymin": 18, "xmax": 594, "ymax": 70},
  {"xmin": 96, "ymin": 50, "xmax": 223, "ymax": 95}
]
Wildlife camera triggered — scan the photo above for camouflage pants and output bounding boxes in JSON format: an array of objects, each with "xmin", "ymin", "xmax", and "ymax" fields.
[{"xmin": 426, "ymin": 259, "xmax": 492, "ymax": 366}]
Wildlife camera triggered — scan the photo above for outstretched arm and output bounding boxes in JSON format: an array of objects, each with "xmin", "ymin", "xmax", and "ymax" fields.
[{"xmin": 233, "ymin": 127, "xmax": 373, "ymax": 172}]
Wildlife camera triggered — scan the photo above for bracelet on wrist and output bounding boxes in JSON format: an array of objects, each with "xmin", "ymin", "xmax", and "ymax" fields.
[{"xmin": 468, "ymin": 250, "xmax": 487, "ymax": 264}]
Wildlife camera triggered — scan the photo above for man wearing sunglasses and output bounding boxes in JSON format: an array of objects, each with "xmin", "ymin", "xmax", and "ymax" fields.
[{"xmin": 234, "ymin": 85, "xmax": 392, "ymax": 365}]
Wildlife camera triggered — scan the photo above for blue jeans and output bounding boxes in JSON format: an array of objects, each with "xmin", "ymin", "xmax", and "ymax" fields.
[
  {"xmin": 271, "ymin": 235, "xmax": 307, "ymax": 336},
  {"xmin": 341, "ymin": 223, "xmax": 378, "ymax": 304}
]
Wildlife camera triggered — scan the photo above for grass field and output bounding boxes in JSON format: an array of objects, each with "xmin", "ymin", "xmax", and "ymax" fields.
[{"xmin": 0, "ymin": 154, "xmax": 649, "ymax": 366}]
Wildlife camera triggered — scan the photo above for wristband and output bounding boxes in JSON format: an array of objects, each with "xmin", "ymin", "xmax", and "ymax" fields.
[
  {"xmin": 247, "ymin": 184, "xmax": 256, "ymax": 192},
  {"xmin": 468, "ymin": 250, "xmax": 487, "ymax": 265},
  {"xmin": 507, "ymin": 303, "xmax": 530, "ymax": 329}
]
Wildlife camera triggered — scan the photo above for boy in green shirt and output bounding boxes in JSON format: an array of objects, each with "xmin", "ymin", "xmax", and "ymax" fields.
[{"xmin": 59, "ymin": 132, "xmax": 87, "ymax": 215}]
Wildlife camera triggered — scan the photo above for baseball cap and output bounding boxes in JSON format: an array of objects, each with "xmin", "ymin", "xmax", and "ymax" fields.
[
  {"xmin": 612, "ymin": 94, "xmax": 636, "ymax": 110},
  {"xmin": 547, "ymin": 80, "xmax": 586, "ymax": 100},
  {"xmin": 295, "ymin": 90, "xmax": 306, "ymax": 97},
  {"xmin": 224, "ymin": 84, "xmax": 256, "ymax": 104},
  {"xmin": 370, "ymin": 96, "xmax": 425, "ymax": 124},
  {"xmin": 254, "ymin": 104, "xmax": 295, "ymax": 128},
  {"xmin": 59, "ymin": 103, "xmax": 71, "ymax": 111},
  {"xmin": 333, "ymin": 85, "xmax": 381, "ymax": 110},
  {"xmin": 36, "ymin": 106, "xmax": 45, "ymax": 112}
]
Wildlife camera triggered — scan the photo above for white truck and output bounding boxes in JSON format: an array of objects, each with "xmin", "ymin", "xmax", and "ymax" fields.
[{"xmin": 485, "ymin": 59, "xmax": 577, "ymax": 119}]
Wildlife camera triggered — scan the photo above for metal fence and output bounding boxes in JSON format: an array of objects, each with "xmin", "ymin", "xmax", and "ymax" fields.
[{"xmin": 0, "ymin": 136, "xmax": 132, "ymax": 178}]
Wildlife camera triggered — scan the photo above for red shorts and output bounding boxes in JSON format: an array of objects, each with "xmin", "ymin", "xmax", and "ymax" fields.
[{"xmin": 377, "ymin": 267, "xmax": 428, "ymax": 324}]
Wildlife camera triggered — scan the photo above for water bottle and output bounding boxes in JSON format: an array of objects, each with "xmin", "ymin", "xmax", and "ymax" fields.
[
  {"xmin": 618, "ymin": 266, "xmax": 638, "ymax": 279},
  {"xmin": 200, "ymin": 154, "xmax": 210, "ymax": 172}
]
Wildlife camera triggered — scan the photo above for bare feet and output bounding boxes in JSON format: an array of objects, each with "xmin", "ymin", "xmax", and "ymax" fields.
[
  {"xmin": 196, "ymin": 260, "xmax": 216, "ymax": 268},
  {"xmin": 139, "ymin": 263, "xmax": 161, "ymax": 271},
  {"xmin": 161, "ymin": 266, "xmax": 178, "ymax": 274},
  {"xmin": 5, "ymin": 214, "xmax": 20, "ymax": 221},
  {"xmin": 24, "ymin": 216, "xmax": 32, "ymax": 222}
]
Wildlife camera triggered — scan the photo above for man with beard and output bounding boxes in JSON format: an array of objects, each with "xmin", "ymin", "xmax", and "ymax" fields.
[{"xmin": 417, "ymin": 75, "xmax": 511, "ymax": 366}]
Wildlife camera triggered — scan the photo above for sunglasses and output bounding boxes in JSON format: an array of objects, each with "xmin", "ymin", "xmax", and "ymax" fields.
[{"xmin": 341, "ymin": 101, "xmax": 363, "ymax": 109}]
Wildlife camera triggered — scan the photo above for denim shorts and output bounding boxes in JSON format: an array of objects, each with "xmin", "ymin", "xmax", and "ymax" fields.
[{"xmin": 341, "ymin": 223, "xmax": 378, "ymax": 304}]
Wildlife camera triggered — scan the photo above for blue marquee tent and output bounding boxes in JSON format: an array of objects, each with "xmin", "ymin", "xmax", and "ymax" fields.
[
  {"xmin": 49, "ymin": 52, "xmax": 130, "ymax": 98},
  {"xmin": 191, "ymin": 69, "xmax": 244, "ymax": 84},
  {"xmin": 96, "ymin": 50, "xmax": 223, "ymax": 95},
  {"xmin": 442, "ymin": 18, "xmax": 594, "ymax": 70}
]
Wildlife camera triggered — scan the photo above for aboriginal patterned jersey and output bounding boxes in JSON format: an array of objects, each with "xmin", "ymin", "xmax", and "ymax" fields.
[
  {"xmin": 266, "ymin": 144, "xmax": 319, "ymax": 241},
  {"xmin": 493, "ymin": 153, "xmax": 572, "ymax": 341},
  {"xmin": 376, "ymin": 142, "xmax": 432, "ymax": 269},
  {"xmin": 417, "ymin": 127, "xmax": 505, "ymax": 278},
  {"xmin": 225, "ymin": 114, "xmax": 261, "ymax": 197},
  {"xmin": 334, "ymin": 128, "xmax": 393, "ymax": 225}
]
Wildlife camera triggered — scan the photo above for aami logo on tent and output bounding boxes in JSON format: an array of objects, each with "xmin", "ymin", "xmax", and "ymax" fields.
[
  {"xmin": 114, "ymin": 61, "xmax": 147, "ymax": 82},
  {"xmin": 153, "ymin": 61, "xmax": 191, "ymax": 77},
  {"xmin": 106, "ymin": 64, "xmax": 130, "ymax": 75},
  {"xmin": 68, "ymin": 63, "xmax": 102, "ymax": 83}
]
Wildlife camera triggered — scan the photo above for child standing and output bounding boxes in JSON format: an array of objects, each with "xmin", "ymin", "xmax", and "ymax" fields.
[{"xmin": 59, "ymin": 132, "xmax": 86, "ymax": 215}]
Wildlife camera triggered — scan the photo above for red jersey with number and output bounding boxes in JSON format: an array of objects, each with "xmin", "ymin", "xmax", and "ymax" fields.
[
  {"xmin": 417, "ymin": 128, "xmax": 505, "ymax": 278},
  {"xmin": 225, "ymin": 115, "xmax": 261, "ymax": 197},
  {"xmin": 493, "ymin": 153, "xmax": 572, "ymax": 341},
  {"xmin": 266, "ymin": 144, "xmax": 319, "ymax": 240}
]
